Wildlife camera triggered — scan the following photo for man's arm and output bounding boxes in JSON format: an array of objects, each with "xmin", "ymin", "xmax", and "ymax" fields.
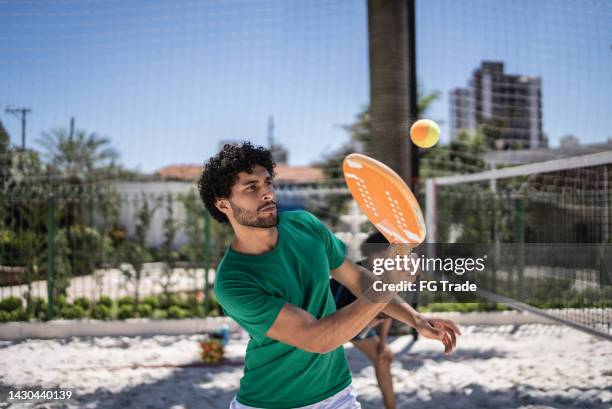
[
  {"xmin": 331, "ymin": 258, "xmax": 423, "ymax": 327},
  {"xmin": 265, "ymin": 288, "xmax": 386, "ymax": 354},
  {"xmin": 265, "ymin": 261, "xmax": 407, "ymax": 354},
  {"xmin": 331, "ymin": 257, "xmax": 461, "ymax": 354}
]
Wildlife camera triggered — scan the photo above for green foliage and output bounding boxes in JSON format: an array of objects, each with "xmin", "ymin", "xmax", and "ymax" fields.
[
  {"xmin": 29, "ymin": 297, "xmax": 47, "ymax": 320},
  {"xmin": 91, "ymin": 304, "xmax": 111, "ymax": 320},
  {"xmin": 137, "ymin": 303, "xmax": 153, "ymax": 318},
  {"xmin": 0, "ymin": 296, "xmax": 23, "ymax": 312},
  {"xmin": 152, "ymin": 309, "xmax": 168, "ymax": 320},
  {"xmin": 73, "ymin": 297, "xmax": 91, "ymax": 310},
  {"xmin": 0, "ymin": 119, "xmax": 10, "ymax": 190},
  {"xmin": 178, "ymin": 189, "xmax": 205, "ymax": 264},
  {"xmin": 59, "ymin": 304, "xmax": 86, "ymax": 319},
  {"xmin": 50, "ymin": 230, "xmax": 73, "ymax": 297},
  {"xmin": 117, "ymin": 296, "xmax": 135, "ymax": 307},
  {"xmin": 117, "ymin": 304, "xmax": 135, "ymax": 320},
  {"xmin": 116, "ymin": 239, "xmax": 152, "ymax": 306},
  {"xmin": 97, "ymin": 295, "xmax": 113, "ymax": 308},
  {"xmin": 10, "ymin": 307, "xmax": 29, "ymax": 321},
  {"xmin": 159, "ymin": 193, "xmax": 179, "ymax": 297},
  {"xmin": 37, "ymin": 127, "xmax": 119, "ymax": 177},
  {"xmin": 0, "ymin": 291, "xmax": 224, "ymax": 322},
  {"xmin": 64, "ymin": 225, "xmax": 114, "ymax": 276},
  {"xmin": 420, "ymin": 129, "xmax": 487, "ymax": 178},
  {"xmin": 167, "ymin": 305, "xmax": 187, "ymax": 319},
  {"xmin": 142, "ymin": 295, "xmax": 160, "ymax": 309}
]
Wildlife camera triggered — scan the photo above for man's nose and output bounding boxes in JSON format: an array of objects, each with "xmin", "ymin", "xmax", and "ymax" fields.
[{"xmin": 262, "ymin": 184, "xmax": 274, "ymax": 201}]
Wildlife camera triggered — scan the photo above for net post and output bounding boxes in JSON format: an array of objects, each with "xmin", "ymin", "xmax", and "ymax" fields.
[
  {"xmin": 46, "ymin": 196, "xmax": 55, "ymax": 320},
  {"xmin": 515, "ymin": 198, "xmax": 524, "ymax": 302}
]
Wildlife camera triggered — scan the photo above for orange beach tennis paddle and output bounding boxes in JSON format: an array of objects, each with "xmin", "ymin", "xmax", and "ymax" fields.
[{"xmin": 343, "ymin": 153, "xmax": 426, "ymax": 245}]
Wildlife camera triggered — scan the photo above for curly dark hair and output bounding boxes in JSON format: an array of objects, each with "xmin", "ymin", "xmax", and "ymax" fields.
[{"xmin": 198, "ymin": 142, "xmax": 276, "ymax": 223}]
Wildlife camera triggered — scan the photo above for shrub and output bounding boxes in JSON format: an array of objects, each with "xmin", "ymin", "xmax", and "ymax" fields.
[
  {"xmin": 117, "ymin": 304, "xmax": 135, "ymax": 320},
  {"xmin": 142, "ymin": 295, "xmax": 160, "ymax": 309},
  {"xmin": 137, "ymin": 303, "xmax": 153, "ymax": 318},
  {"xmin": 29, "ymin": 297, "xmax": 47, "ymax": 320},
  {"xmin": 0, "ymin": 311, "xmax": 11, "ymax": 322},
  {"xmin": 167, "ymin": 306, "xmax": 187, "ymax": 319},
  {"xmin": 0, "ymin": 296, "xmax": 23, "ymax": 312},
  {"xmin": 207, "ymin": 292, "xmax": 219, "ymax": 312},
  {"xmin": 152, "ymin": 309, "xmax": 168, "ymax": 320},
  {"xmin": 118, "ymin": 296, "xmax": 135, "ymax": 307},
  {"xmin": 160, "ymin": 293, "xmax": 183, "ymax": 309},
  {"xmin": 56, "ymin": 294, "xmax": 68, "ymax": 309},
  {"xmin": 65, "ymin": 225, "xmax": 114, "ymax": 276},
  {"xmin": 73, "ymin": 297, "xmax": 92, "ymax": 310},
  {"xmin": 60, "ymin": 305, "xmax": 86, "ymax": 320},
  {"xmin": 92, "ymin": 304, "xmax": 111, "ymax": 320},
  {"xmin": 10, "ymin": 307, "xmax": 29, "ymax": 321},
  {"xmin": 97, "ymin": 295, "xmax": 113, "ymax": 308}
]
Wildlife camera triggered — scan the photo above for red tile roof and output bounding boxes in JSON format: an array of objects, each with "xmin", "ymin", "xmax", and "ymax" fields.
[{"xmin": 156, "ymin": 164, "xmax": 325, "ymax": 184}]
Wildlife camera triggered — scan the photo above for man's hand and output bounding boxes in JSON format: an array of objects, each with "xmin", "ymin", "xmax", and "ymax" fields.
[{"xmin": 414, "ymin": 317, "xmax": 462, "ymax": 355}]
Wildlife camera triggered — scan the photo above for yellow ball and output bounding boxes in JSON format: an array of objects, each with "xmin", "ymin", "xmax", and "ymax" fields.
[{"xmin": 410, "ymin": 119, "xmax": 440, "ymax": 148}]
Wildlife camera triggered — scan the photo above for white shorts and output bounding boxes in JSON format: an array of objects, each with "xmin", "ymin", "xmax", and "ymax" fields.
[{"xmin": 229, "ymin": 384, "xmax": 361, "ymax": 409}]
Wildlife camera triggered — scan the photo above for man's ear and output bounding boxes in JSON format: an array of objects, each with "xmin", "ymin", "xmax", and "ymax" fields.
[{"xmin": 215, "ymin": 198, "xmax": 230, "ymax": 216}]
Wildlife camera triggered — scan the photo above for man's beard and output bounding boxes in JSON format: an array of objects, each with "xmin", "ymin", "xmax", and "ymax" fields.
[{"xmin": 230, "ymin": 201, "xmax": 278, "ymax": 228}]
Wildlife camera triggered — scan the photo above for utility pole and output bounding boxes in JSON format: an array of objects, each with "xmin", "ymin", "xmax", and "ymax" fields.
[
  {"xmin": 5, "ymin": 107, "xmax": 31, "ymax": 150},
  {"xmin": 69, "ymin": 116, "xmax": 75, "ymax": 139}
]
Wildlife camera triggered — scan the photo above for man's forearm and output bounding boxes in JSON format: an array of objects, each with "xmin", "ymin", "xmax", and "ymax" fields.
[
  {"xmin": 310, "ymin": 285, "xmax": 392, "ymax": 353},
  {"xmin": 382, "ymin": 297, "xmax": 425, "ymax": 328},
  {"xmin": 348, "ymin": 263, "xmax": 425, "ymax": 329}
]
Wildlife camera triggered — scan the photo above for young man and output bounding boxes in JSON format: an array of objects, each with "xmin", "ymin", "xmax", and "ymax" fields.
[{"xmin": 198, "ymin": 142, "xmax": 460, "ymax": 409}]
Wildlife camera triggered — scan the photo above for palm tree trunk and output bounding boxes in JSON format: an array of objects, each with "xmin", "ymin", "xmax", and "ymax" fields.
[{"xmin": 367, "ymin": 0, "xmax": 417, "ymax": 183}]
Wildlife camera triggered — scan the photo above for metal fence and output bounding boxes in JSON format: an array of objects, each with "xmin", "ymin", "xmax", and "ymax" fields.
[
  {"xmin": 0, "ymin": 181, "xmax": 230, "ymax": 322},
  {"xmin": 423, "ymin": 152, "xmax": 612, "ymax": 339}
]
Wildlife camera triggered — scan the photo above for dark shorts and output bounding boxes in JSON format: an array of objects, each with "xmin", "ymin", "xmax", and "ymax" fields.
[{"xmin": 352, "ymin": 328, "xmax": 378, "ymax": 342}]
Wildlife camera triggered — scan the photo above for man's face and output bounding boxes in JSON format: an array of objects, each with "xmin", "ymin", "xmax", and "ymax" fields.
[{"xmin": 219, "ymin": 164, "xmax": 278, "ymax": 228}]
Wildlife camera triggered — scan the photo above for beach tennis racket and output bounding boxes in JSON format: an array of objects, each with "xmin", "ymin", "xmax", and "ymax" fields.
[{"xmin": 343, "ymin": 153, "xmax": 426, "ymax": 245}]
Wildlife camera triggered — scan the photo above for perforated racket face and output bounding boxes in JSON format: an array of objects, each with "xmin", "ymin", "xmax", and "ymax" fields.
[{"xmin": 343, "ymin": 153, "xmax": 426, "ymax": 244}]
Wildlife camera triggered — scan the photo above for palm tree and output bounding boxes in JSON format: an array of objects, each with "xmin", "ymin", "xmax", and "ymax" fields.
[
  {"xmin": 37, "ymin": 128, "xmax": 119, "ymax": 179},
  {"xmin": 367, "ymin": 0, "xmax": 414, "ymax": 181}
]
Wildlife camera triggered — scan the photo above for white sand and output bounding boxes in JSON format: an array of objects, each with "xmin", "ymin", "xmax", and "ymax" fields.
[{"xmin": 1, "ymin": 324, "xmax": 611, "ymax": 409}]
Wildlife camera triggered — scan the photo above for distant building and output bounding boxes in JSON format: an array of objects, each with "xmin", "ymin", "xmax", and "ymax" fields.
[
  {"xmin": 449, "ymin": 88, "xmax": 472, "ymax": 139},
  {"xmin": 450, "ymin": 61, "xmax": 546, "ymax": 149}
]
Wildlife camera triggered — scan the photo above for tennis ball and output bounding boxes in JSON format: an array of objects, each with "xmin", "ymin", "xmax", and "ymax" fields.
[{"xmin": 410, "ymin": 119, "xmax": 440, "ymax": 148}]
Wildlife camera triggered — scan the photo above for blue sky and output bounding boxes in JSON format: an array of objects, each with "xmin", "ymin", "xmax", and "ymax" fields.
[{"xmin": 1, "ymin": 0, "xmax": 610, "ymax": 173}]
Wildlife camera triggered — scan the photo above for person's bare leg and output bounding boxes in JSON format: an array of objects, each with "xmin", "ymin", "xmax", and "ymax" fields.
[{"xmin": 352, "ymin": 336, "xmax": 396, "ymax": 409}]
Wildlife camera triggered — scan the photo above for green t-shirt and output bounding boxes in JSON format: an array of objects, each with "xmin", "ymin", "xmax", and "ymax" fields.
[{"xmin": 214, "ymin": 210, "xmax": 352, "ymax": 408}]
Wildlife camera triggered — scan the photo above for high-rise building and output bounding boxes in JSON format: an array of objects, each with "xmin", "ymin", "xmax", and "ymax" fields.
[
  {"xmin": 449, "ymin": 88, "xmax": 472, "ymax": 140},
  {"xmin": 450, "ymin": 61, "xmax": 546, "ymax": 149}
]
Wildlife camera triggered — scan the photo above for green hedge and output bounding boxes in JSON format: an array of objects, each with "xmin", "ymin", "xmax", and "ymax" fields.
[{"xmin": 0, "ymin": 292, "xmax": 220, "ymax": 322}]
